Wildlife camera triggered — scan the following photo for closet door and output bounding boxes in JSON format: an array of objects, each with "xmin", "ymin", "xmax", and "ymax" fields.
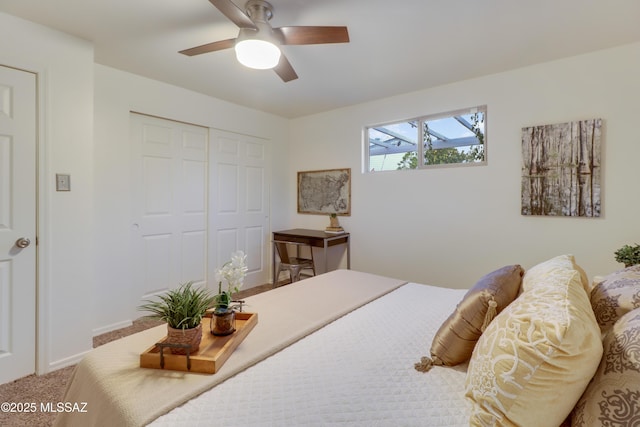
[
  {"xmin": 209, "ymin": 129, "xmax": 270, "ymax": 289},
  {"xmin": 130, "ymin": 113, "xmax": 208, "ymax": 300}
]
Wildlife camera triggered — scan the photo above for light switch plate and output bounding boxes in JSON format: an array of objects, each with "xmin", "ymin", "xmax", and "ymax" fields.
[{"xmin": 56, "ymin": 174, "xmax": 70, "ymax": 191}]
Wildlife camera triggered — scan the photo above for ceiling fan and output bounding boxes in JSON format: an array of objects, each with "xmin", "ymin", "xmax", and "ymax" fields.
[{"xmin": 179, "ymin": 0, "xmax": 350, "ymax": 82}]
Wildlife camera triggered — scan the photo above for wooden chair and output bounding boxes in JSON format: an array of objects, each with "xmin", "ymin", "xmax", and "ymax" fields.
[{"xmin": 274, "ymin": 241, "xmax": 316, "ymax": 284}]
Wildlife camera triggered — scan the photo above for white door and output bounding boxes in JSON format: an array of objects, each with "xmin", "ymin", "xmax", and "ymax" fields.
[
  {"xmin": 130, "ymin": 114, "xmax": 208, "ymax": 301},
  {"xmin": 209, "ymin": 129, "xmax": 270, "ymax": 289},
  {"xmin": 0, "ymin": 66, "xmax": 37, "ymax": 384}
]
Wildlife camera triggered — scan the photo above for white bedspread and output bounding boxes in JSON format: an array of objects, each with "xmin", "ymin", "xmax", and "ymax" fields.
[
  {"xmin": 54, "ymin": 270, "xmax": 406, "ymax": 427},
  {"xmin": 152, "ymin": 283, "xmax": 470, "ymax": 427}
]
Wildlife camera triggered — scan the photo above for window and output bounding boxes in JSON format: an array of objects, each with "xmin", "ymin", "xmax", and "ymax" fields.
[{"xmin": 365, "ymin": 106, "xmax": 486, "ymax": 172}]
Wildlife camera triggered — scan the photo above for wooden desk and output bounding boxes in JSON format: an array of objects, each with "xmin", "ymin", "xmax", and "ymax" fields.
[{"xmin": 272, "ymin": 228, "xmax": 351, "ymax": 284}]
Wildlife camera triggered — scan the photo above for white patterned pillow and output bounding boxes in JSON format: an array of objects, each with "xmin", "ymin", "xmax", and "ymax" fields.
[
  {"xmin": 590, "ymin": 264, "xmax": 640, "ymax": 334},
  {"xmin": 572, "ymin": 307, "xmax": 640, "ymax": 426},
  {"xmin": 465, "ymin": 255, "xmax": 603, "ymax": 426}
]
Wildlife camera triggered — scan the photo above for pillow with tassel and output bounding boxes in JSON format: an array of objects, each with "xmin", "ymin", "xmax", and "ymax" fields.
[{"xmin": 415, "ymin": 264, "xmax": 524, "ymax": 372}]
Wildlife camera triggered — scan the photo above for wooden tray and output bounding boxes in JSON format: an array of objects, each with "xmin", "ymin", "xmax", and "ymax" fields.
[{"xmin": 140, "ymin": 312, "xmax": 258, "ymax": 374}]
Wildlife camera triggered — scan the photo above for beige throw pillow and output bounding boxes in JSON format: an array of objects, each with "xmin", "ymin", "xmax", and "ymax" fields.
[
  {"xmin": 415, "ymin": 265, "xmax": 524, "ymax": 372},
  {"xmin": 590, "ymin": 264, "xmax": 640, "ymax": 334},
  {"xmin": 465, "ymin": 255, "xmax": 603, "ymax": 426},
  {"xmin": 521, "ymin": 252, "xmax": 589, "ymax": 293},
  {"xmin": 572, "ymin": 307, "xmax": 640, "ymax": 426}
]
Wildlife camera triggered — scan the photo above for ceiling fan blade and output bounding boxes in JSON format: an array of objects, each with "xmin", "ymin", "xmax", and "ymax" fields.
[
  {"xmin": 274, "ymin": 26, "xmax": 349, "ymax": 45},
  {"xmin": 179, "ymin": 38, "xmax": 236, "ymax": 56},
  {"xmin": 209, "ymin": 0, "xmax": 257, "ymax": 29},
  {"xmin": 273, "ymin": 54, "xmax": 298, "ymax": 82}
]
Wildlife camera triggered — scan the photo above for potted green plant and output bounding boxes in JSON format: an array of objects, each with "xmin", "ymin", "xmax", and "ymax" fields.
[
  {"xmin": 326, "ymin": 213, "xmax": 344, "ymax": 232},
  {"xmin": 211, "ymin": 250, "xmax": 248, "ymax": 336},
  {"xmin": 138, "ymin": 281, "xmax": 214, "ymax": 354},
  {"xmin": 330, "ymin": 213, "xmax": 339, "ymax": 227},
  {"xmin": 614, "ymin": 244, "xmax": 640, "ymax": 268}
]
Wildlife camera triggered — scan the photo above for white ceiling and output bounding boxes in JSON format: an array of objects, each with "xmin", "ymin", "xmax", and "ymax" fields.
[{"xmin": 3, "ymin": 0, "xmax": 640, "ymax": 118}]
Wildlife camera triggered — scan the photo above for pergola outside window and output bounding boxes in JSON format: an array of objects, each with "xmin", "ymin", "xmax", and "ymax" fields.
[{"xmin": 365, "ymin": 106, "xmax": 486, "ymax": 172}]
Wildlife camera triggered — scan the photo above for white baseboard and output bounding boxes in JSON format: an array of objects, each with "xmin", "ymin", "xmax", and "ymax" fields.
[
  {"xmin": 92, "ymin": 319, "xmax": 133, "ymax": 337},
  {"xmin": 243, "ymin": 282, "xmax": 262, "ymax": 289},
  {"xmin": 47, "ymin": 349, "xmax": 92, "ymax": 372},
  {"xmin": 42, "ymin": 320, "xmax": 134, "ymax": 375}
]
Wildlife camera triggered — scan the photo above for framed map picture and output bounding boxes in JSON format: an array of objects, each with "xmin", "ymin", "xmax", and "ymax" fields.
[{"xmin": 297, "ymin": 168, "xmax": 351, "ymax": 215}]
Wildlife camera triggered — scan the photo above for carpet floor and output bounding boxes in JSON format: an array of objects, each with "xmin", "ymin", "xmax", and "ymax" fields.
[{"xmin": 0, "ymin": 281, "xmax": 280, "ymax": 427}]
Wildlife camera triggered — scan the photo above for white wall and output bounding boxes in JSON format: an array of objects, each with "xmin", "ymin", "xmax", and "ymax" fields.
[
  {"xmin": 0, "ymin": 13, "xmax": 94, "ymax": 372},
  {"xmin": 1, "ymin": 11, "xmax": 290, "ymax": 372},
  {"xmin": 5, "ymin": 7, "xmax": 640, "ymax": 373},
  {"xmin": 289, "ymin": 42, "xmax": 640, "ymax": 288},
  {"xmin": 93, "ymin": 65, "xmax": 290, "ymax": 335}
]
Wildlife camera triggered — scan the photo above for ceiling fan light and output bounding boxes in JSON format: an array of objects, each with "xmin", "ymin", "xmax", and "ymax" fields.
[{"xmin": 235, "ymin": 39, "xmax": 281, "ymax": 70}]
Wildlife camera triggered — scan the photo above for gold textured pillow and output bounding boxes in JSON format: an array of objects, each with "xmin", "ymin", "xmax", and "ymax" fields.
[
  {"xmin": 415, "ymin": 265, "xmax": 524, "ymax": 372},
  {"xmin": 590, "ymin": 265, "xmax": 640, "ymax": 334},
  {"xmin": 521, "ymin": 253, "xmax": 589, "ymax": 293},
  {"xmin": 465, "ymin": 255, "xmax": 603, "ymax": 426},
  {"xmin": 572, "ymin": 307, "xmax": 640, "ymax": 426}
]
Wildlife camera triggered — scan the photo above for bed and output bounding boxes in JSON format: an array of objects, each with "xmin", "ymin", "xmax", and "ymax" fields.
[
  {"xmin": 55, "ymin": 258, "xmax": 638, "ymax": 426},
  {"xmin": 151, "ymin": 280, "xmax": 470, "ymax": 427},
  {"xmin": 54, "ymin": 269, "xmax": 470, "ymax": 426}
]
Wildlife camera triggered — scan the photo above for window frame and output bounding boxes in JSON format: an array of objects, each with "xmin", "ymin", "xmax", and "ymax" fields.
[{"xmin": 364, "ymin": 105, "xmax": 487, "ymax": 173}]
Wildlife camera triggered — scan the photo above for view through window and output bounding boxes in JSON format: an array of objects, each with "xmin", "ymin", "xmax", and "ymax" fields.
[{"xmin": 365, "ymin": 106, "xmax": 486, "ymax": 172}]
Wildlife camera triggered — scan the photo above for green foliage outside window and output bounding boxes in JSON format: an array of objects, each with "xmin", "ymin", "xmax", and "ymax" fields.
[{"xmin": 397, "ymin": 112, "xmax": 485, "ymax": 169}]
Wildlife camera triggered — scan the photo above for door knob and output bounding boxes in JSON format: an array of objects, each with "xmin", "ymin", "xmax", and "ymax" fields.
[{"xmin": 15, "ymin": 237, "xmax": 31, "ymax": 249}]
